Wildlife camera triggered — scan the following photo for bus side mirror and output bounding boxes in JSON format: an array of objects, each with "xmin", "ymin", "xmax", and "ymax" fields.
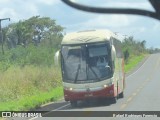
[
  {"xmin": 111, "ymin": 45, "xmax": 116, "ymax": 61},
  {"xmin": 54, "ymin": 50, "xmax": 60, "ymax": 66}
]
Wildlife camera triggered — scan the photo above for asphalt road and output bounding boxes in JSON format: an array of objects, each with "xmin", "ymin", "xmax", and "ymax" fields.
[{"xmin": 28, "ymin": 53, "xmax": 160, "ymax": 120}]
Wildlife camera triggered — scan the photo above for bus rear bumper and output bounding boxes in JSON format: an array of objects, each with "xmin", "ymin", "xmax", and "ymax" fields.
[{"xmin": 64, "ymin": 85, "xmax": 115, "ymax": 101}]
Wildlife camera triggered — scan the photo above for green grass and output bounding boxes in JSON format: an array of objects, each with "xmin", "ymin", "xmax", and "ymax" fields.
[
  {"xmin": 0, "ymin": 87, "xmax": 63, "ymax": 111},
  {"xmin": 124, "ymin": 54, "xmax": 146, "ymax": 73},
  {"xmin": 0, "ymin": 65, "xmax": 63, "ymax": 111}
]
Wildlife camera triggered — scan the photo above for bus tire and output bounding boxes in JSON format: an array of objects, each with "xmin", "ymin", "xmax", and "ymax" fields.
[
  {"xmin": 70, "ymin": 101, "xmax": 77, "ymax": 107},
  {"xmin": 119, "ymin": 92, "xmax": 124, "ymax": 98},
  {"xmin": 111, "ymin": 97, "xmax": 117, "ymax": 104}
]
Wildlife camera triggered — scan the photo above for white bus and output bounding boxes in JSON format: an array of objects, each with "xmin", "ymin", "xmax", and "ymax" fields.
[{"xmin": 55, "ymin": 29, "xmax": 125, "ymax": 107}]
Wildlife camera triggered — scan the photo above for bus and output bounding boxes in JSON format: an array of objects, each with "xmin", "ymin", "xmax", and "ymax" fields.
[{"xmin": 55, "ymin": 29, "xmax": 125, "ymax": 107}]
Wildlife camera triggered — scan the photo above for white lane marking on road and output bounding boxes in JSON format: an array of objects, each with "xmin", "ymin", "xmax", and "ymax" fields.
[
  {"xmin": 120, "ymin": 62, "xmax": 157, "ymax": 110},
  {"xmin": 126, "ymin": 56, "xmax": 150, "ymax": 79},
  {"xmin": 127, "ymin": 97, "xmax": 132, "ymax": 102},
  {"xmin": 132, "ymin": 92, "xmax": 137, "ymax": 96},
  {"xmin": 120, "ymin": 55, "xmax": 160, "ymax": 110},
  {"xmin": 29, "ymin": 116, "xmax": 39, "ymax": 120},
  {"xmin": 120, "ymin": 103, "xmax": 127, "ymax": 109},
  {"xmin": 29, "ymin": 103, "xmax": 70, "ymax": 120},
  {"xmin": 51, "ymin": 103, "xmax": 70, "ymax": 111}
]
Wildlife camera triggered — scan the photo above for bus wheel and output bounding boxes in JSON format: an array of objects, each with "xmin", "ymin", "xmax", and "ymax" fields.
[
  {"xmin": 70, "ymin": 101, "xmax": 77, "ymax": 107},
  {"xmin": 111, "ymin": 97, "xmax": 117, "ymax": 104},
  {"xmin": 119, "ymin": 92, "xmax": 124, "ymax": 98}
]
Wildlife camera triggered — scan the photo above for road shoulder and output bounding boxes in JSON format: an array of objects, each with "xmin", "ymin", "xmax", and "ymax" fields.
[{"xmin": 125, "ymin": 55, "xmax": 150, "ymax": 77}]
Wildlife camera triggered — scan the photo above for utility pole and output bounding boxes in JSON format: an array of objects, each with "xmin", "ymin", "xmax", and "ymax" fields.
[{"xmin": 0, "ymin": 18, "xmax": 10, "ymax": 55}]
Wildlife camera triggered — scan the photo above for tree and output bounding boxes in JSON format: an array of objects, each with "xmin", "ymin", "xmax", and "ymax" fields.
[
  {"xmin": 124, "ymin": 49, "xmax": 129, "ymax": 64},
  {"xmin": 122, "ymin": 36, "xmax": 147, "ymax": 64},
  {"xmin": 141, "ymin": 40, "xmax": 146, "ymax": 49},
  {"xmin": 3, "ymin": 16, "xmax": 64, "ymax": 48}
]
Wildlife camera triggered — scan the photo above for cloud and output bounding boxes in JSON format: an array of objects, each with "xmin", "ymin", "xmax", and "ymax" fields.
[
  {"xmin": 83, "ymin": 15, "xmax": 130, "ymax": 27},
  {"xmin": 153, "ymin": 22, "xmax": 160, "ymax": 30},
  {"xmin": 35, "ymin": 0, "xmax": 60, "ymax": 5},
  {"xmin": 0, "ymin": 0, "xmax": 60, "ymax": 22},
  {"xmin": 0, "ymin": 0, "xmax": 159, "ymax": 48},
  {"xmin": 0, "ymin": 8, "xmax": 20, "ymax": 21},
  {"xmin": 64, "ymin": 15, "xmax": 138, "ymax": 32},
  {"xmin": 139, "ymin": 27, "xmax": 146, "ymax": 33},
  {"xmin": 0, "ymin": 0, "xmax": 10, "ymax": 4}
]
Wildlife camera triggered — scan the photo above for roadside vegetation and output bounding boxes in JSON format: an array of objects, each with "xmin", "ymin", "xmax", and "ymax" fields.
[
  {"xmin": 0, "ymin": 16, "xmax": 63, "ymax": 111},
  {"xmin": 124, "ymin": 55, "xmax": 145, "ymax": 72},
  {"xmin": 122, "ymin": 36, "xmax": 160, "ymax": 72},
  {"xmin": 0, "ymin": 16, "xmax": 158, "ymax": 111},
  {"xmin": 122, "ymin": 36, "xmax": 148, "ymax": 73}
]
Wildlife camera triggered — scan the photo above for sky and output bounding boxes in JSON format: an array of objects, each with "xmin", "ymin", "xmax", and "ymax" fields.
[{"xmin": 0, "ymin": 0, "xmax": 160, "ymax": 48}]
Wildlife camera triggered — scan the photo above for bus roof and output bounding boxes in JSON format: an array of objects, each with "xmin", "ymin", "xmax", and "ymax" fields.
[{"xmin": 62, "ymin": 29, "xmax": 120, "ymax": 45}]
